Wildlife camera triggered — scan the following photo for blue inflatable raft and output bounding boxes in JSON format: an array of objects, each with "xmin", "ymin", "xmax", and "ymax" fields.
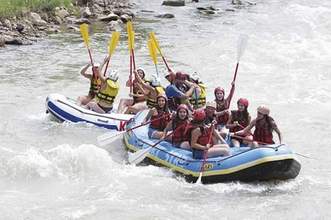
[{"xmin": 124, "ymin": 110, "xmax": 301, "ymax": 184}]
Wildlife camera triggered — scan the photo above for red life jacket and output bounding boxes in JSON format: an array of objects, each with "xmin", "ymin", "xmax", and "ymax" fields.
[
  {"xmin": 229, "ymin": 110, "xmax": 250, "ymax": 132},
  {"xmin": 216, "ymin": 99, "xmax": 230, "ymax": 126},
  {"xmin": 172, "ymin": 119, "xmax": 189, "ymax": 144},
  {"xmin": 150, "ymin": 110, "xmax": 171, "ymax": 131},
  {"xmin": 187, "ymin": 124, "xmax": 213, "ymax": 146},
  {"xmin": 253, "ymin": 118, "xmax": 274, "ymax": 144}
]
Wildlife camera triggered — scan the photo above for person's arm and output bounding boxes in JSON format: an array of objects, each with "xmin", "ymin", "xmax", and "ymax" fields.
[
  {"xmin": 226, "ymin": 114, "xmax": 237, "ymax": 129},
  {"xmin": 184, "ymin": 84, "xmax": 199, "ymax": 97},
  {"xmin": 213, "ymin": 129, "xmax": 227, "ymax": 144},
  {"xmin": 272, "ymin": 122, "xmax": 282, "ymax": 144},
  {"xmin": 214, "ymin": 109, "xmax": 229, "ymax": 116},
  {"xmin": 235, "ymin": 119, "xmax": 255, "ymax": 136},
  {"xmin": 226, "ymin": 81, "xmax": 235, "ymax": 107},
  {"xmin": 80, "ymin": 64, "xmax": 92, "ymax": 79},
  {"xmin": 144, "ymin": 108, "xmax": 156, "ymax": 123},
  {"xmin": 191, "ymin": 128, "xmax": 208, "ymax": 150}
]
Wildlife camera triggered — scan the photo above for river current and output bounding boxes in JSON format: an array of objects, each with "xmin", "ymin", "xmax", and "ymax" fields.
[{"xmin": 1, "ymin": 0, "xmax": 331, "ymax": 219}]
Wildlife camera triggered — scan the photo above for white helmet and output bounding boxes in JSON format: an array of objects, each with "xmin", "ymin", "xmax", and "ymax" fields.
[
  {"xmin": 108, "ymin": 70, "xmax": 119, "ymax": 81},
  {"xmin": 191, "ymin": 72, "xmax": 200, "ymax": 81},
  {"xmin": 150, "ymin": 74, "xmax": 161, "ymax": 86}
]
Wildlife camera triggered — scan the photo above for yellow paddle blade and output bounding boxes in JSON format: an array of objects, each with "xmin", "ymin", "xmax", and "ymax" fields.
[
  {"xmin": 127, "ymin": 21, "xmax": 134, "ymax": 51},
  {"xmin": 148, "ymin": 39, "xmax": 158, "ymax": 64},
  {"xmin": 149, "ymin": 32, "xmax": 161, "ymax": 55},
  {"xmin": 108, "ymin": 31, "xmax": 120, "ymax": 56},
  {"xmin": 79, "ymin": 23, "xmax": 90, "ymax": 47}
]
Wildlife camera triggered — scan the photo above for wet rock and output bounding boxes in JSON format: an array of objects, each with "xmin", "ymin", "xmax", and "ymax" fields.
[
  {"xmin": 197, "ymin": 6, "xmax": 218, "ymax": 11},
  {"xmin": 0, "ymin": 36, "xmax": 5, "ymax": 47},
  {"xmin": 81, "ymin": 7, "xmax": 92, "ymax": 18},
  {"xmin": 4, "ymin": 36, "xmax": 23, "ymax": 45},
  {"xmin": 98, "ymin": 13, "xmax": 119, "ymax": 22},
  {"xmin": 55, "ymin": 7, "xmax": 70, "ymax": 20},
  {"xmin": 232, "ymin": 0, "xmax": 243, "ymax": 5},
  {"xmin": 225, "ymin": 9, "xmax": 236, "ymax": 12},
  {"xmin": 47, "ymin": 26, "xmax": 60, "ymax": 33},
  {"xmin": 120, "ymin": 14, "xmax": 132, "ymax": 23},
  {"xmin": 15, "ymin": 23, "xmax": 25, "ymax": 33},
  {"xmin": 162, "ymin": 0, "xmax": 185, "ymax": 7},
  {"xmin": 155, "ymin": 13, "xmax": 175, "ymax": 19},
  {"xmin": 122, "ymin": 9, "xmax": 134, "ymax": 17},
  {"xmin": 53, "ymin": 16, "xmax": 63, "ymax": 25},
  {"xmin": 192, "ymin": 0, "xmax": 199, "ymax": 2},
  {"xmin": 67, "ymin": 25, "xmax": 80, "ymax": 32},
  {"xmin": 29, "ymin": 12, "xmax": 47, "ymax": 26},
  {"xmin": 3, "ymin": 19, "xmax": 12, "ymax": 29},
  {"xmin": 140, "ymin": 10, "xmax": 155, "ymax": 13},
  {"xmin": 75, "ymin": 18, "xmax": 91, "ymax": 24},
  {"xmin": 113, "ymin": 9, "xmax": 122, "ymax": 16}
]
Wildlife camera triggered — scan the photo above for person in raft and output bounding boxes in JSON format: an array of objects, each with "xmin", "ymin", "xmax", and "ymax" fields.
[
  {"xmin": 117, "ymin": 68, "xmax": 148, "ymax": 114},
  {"xmin": 214, "ymin": 81, "xmax": 235, "ymax": 132},
  {"xmin": 226, "ymin": 98, "xmax": 252, "ymax": 147},
  {"xmin": 162, "ymin": 104, "xmax": 191, "ymax": 149},
  {"xmin": 77, "ymin": 63, "xmax": 102, "ymax": 106},
  {"xmin": 188, "ymin": 109, "xmax": 230, "ymax": 159},
  {"xmin": 233, "ymin": 105, "xmax": 282, "ymax": 147},
  {"xmin": 145, "ymin": 94, "xmax": 171, "ymax": 139},
  {"xmin": 85, "ymin": 60, "xmax": 120, "ymax": 113}
]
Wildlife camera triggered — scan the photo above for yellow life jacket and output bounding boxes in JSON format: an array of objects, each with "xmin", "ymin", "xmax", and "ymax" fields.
[
  {"xmin": 146, "ymin": 86, "xmax": 165, "ymax": 108},
  {"xmin": 89, "ymin": 77, "xmax": 101, "ymax": 96},
  {"xmin": 189, "ymin": 83, "xmax": 206, "ymax": 108},
  {"xmin": 96, "ymin": 79, "xmax": 119, "ymax": 107}
]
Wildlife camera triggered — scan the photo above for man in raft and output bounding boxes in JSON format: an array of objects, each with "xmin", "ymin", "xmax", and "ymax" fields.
[
  {"xmin": 77, "ymin": 63, "xmax": 102, "ymax": 106},
  {"xmin": 188, "ymin": 109, "xmax": 230, "ymax": 159},
  {"xmin": 233, "ymin": 105, "xmax": 282, "ymax": 147},
  {"xmin": 85, "ymin": 58, "xmax": 120, "ymax": 113}
]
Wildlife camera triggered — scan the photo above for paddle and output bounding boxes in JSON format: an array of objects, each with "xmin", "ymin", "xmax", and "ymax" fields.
[
  {"xmin": 127, "ymin": 21, "xmax": 135, "ymax": 93},
  {"xmin": 128, "ymin": 123, "xmax": 186, "ymax": 165},
  {"xmin": 103, "ymin": 31, "xmax": 120, "ymax": 76},
  {"xmin": 149, "ymin": 32, "xmax": 171, "ymax": 72},
  {"xmin": 148, "ymin": 38, "xmax": 159, "ymax": 76},
  {"xmin": 196, "ymin": 123, "xmax": 215, "ymax": 184},
  {"xmin": 80, "ymin": 23, "xmax": 94, "ymax": 66},
  {"xmin": 232, "ymin": 34, "xmax": 248, "ymax": 83},
  {"xmin": 97, "ymin": 114, "xmax": 168, "ymax": 146}
]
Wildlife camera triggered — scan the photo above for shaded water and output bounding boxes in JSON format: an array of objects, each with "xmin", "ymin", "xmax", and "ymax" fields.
[{"xmin": 1, "ymin": 0, "xmax": 331, "ymax": 219}]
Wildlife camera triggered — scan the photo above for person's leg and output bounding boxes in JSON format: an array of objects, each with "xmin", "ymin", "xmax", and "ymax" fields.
[
  {"xmin": 151, "ymin": 131, "xmax": 164, "ymax": 139},
  {"xmin": 86, "ymin": 102, "xmax": 106, "ymax": 113},
  {"xmin": 118, "ymin": 98, "xmax": 133, "ymax": 113},
  {"xmin": 207, "ymin": 144, "xmax": 230, "ymax": 157},
  {"xmin": 125, "ymin": 102, "xmax": 148, "ymax": 114},
  {"xmin": 77, "ymin": 95, "xmax": 92, "ymax": 106},
  {"xmin": 231, "ymin": 139, "xmax": 240, "ymax": 147},
  {"xmin": 179, "ymin": 141, "xmax": 191, "ymax": 150}
]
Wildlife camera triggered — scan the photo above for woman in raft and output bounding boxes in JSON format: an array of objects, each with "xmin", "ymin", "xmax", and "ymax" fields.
[{"xmin": 234, "ymin": 105, "xmax": 282, "ymax": 147}]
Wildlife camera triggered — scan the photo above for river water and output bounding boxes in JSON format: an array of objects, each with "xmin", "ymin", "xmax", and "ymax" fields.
[{"xmin": 1, "ymin": 0, "xmax": 331, "ymax": 219}]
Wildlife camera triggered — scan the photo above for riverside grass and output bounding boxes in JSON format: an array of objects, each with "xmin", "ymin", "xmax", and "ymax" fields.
[{"xmin": 0, "ymin": 0, "xmax": 71, "ymax": 18}]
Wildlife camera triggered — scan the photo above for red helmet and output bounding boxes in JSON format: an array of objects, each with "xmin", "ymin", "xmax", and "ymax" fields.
[
  {"xmin": 193, "ymin": 109, "xmax": 206, "ymax": 122},
  {"xmin": 177, "ymin": 104, "xmax": 188, "ymax": 112},
  {"xmin": 237, "ymin": 98, "xmax": 249, "ymax": 107},
  {"xmin": 175, "ymin": 71, "xmax": 187, "ymax": 80},
  {"xmin": 214, "ymin": 87, "xmax": 224, "ymax": 95},
  {"xmin": 157, "ymin": 93, "xmax": 168, "ymax": 101}
]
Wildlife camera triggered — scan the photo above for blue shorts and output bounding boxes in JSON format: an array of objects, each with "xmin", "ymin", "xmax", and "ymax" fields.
[
  {"xmin": 148, "ymin": 128, "xmax": 156, "ymax": 138},
  {"xmin": 192, "ymin": 149, "xmax": 205, "ymax": 159}
]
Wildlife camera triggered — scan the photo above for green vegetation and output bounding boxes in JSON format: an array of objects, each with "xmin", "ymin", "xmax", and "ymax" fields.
[{"xmin": 0, "ymin": 0, "xmax": 72, "ymax": 18}]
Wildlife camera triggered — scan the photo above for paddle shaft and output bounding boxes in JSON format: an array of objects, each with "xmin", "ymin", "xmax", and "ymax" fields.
[
  {"xmin": 127, "ymin": 114, "xmax": 168, "ymax": 132},
  {"xmin": 232, "ymin": 62, "xmax": 239, "ymax": 83}
]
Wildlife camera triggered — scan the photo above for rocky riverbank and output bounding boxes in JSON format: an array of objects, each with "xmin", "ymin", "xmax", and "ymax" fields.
[{"xmin": 0, "ymin": 0, "xmax": 134, "ymax": 47}]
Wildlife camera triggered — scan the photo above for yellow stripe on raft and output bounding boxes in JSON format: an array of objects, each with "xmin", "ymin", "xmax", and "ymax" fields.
[{"xmin": 123, "ymin": 134, "xmax": 295, "ymax": 177}]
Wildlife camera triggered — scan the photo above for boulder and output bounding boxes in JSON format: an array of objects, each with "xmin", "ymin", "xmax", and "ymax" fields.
[
  {"xmin": 120, "ymin": 14, "xmax": 131, "ymax": 23},
  {"xmin": 3, "ymin": 19, "xmax": 12, "ymax": 29},
  {"xmin": 155, "ymin": 13, "xmax": 175, "ymax": 19},
  {"xmin": 98, "ymin": 13, "xmax": 119, "ymax": 22},
  {"xmin": 0, "ymin": 36, "xmax": 5, "ymax": 47},
  {"xmin": 4, "ymin": 36, "xmax": 23, "ymax": 45},
  {"xmin": 75, "ymin": 18, "xmax": 91, "ymax": 24},
  {"xmin": 53, "ymin": 16, "xmax": 63, "ymax": 25},
  {"xmin": 29, "ymin": 12, "xmax": 47, "ymax": 26},
  {"xmin": 67, "ymin": 25, "xmax": 80, "ymax": 32},
  {"xmin": 81, "ymin": 7, "xmax": 92, "ymax": 18},
  {"xmin": 15, "ymin": 23, "xmax": 25, "ymax": 33},
  {"xmin": 162, "ymin": 0, "xmax": 185, "ymax": 7},
  {"xmin": 55, "ymin": 7, "xmax": 70, "ymax": 19}
]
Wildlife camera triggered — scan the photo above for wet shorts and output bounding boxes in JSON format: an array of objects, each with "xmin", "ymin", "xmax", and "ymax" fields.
[
  {"xmin": 192, "ymin": 149, "xmax": 205, "ymax": 159},
  {"xmin": 97, "ymin": 103, "xmax": 113, "ymax": 113}
]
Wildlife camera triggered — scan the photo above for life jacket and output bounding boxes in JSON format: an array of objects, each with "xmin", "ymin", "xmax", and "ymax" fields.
[
  {"xmin": 88, "ymin": 75, "xmax": 101, "ymax": 97},
  {"xmin": 216, "ymin": 99, "xmax": 230, "ymax": 126},
  {"xmin": 171, "ymin": 119, "xmax": 189, "ymax": 144},
  {"xmin": 150, "ymin": 110, "xmax": 171, "ymax": 131},
  {"xmin": 175, "ymin": 81, "xmax": 189, "ymax": 93},
  {"xmin": 146, "ymin": 86, "xmax": 165, "ymax": 108},
  {"xmin": 229, "ymin": 110, "xmax": 250, "ymax": 132},
  {"xmin": 253, "ymin": 118, "xmax": 274, "ymax": 144},
  {"xmin": 189, "ymin": 83, "xmax": 207, "ymax": 108},
  {"xmin": 96, "ymin": 79, "xmax": 119, "ymax": 107},
  {"xmin": 187, "ymin": 124, "xmax": 213, "ymax": 146}
]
